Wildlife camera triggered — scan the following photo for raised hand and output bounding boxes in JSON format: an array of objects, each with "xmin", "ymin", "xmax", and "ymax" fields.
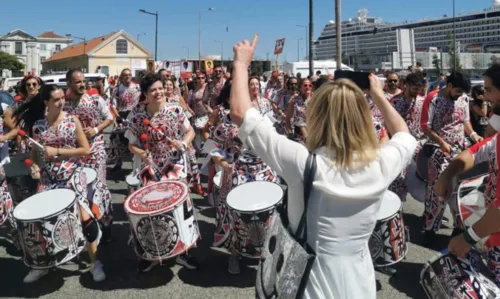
[{"xmin": 233, "ymin": 34, "xmax": 259, "ymax": 67}]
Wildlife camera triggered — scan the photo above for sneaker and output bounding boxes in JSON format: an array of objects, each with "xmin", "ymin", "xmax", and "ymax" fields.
[
  {"xmin": 228, "ymin": 255, "xmax": 240, "ymax": 275},
  {"xmin": 90, "ymin": 261, "xmax": 106, "ymax": 282},
  {"xmin": 138, "ymin": 260, "xmax": 160, "ymax": 273},
  {"xmin": 176, "ymin": 254, "xmax": 199, "ymax": 270},
  {"xmin": 23, "ymin": 269, "xmax": 49, "ymax": 283}
]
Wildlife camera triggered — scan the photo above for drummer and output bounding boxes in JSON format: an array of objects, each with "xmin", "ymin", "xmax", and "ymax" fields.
[
  {"xmin": 125, "ymin": 73, "xmax": 199, "ymax": 272},
  {"xmin": 14, "ymin": 84, "xmax": 106, "ymax": 283},
  {"xmin": 203, "ymin": 80, "xmax": 280, "ymax": 275},
  {"xmin": 420, "ymin": 72, "xmax": 480, "ymax": 241},
  {"xmin": 108, "ymin": 68, "xmax": 141, "ymax": 172}
]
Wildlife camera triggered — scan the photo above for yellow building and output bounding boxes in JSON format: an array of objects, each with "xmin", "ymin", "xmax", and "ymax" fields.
[{"xmin": 42, "ymin": 30, "xmax": 152, "ymax": 76}]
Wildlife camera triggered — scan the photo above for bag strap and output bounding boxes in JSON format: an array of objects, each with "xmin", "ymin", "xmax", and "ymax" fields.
[{"xmin": 295, "ymin": 152, "xmax": 316, "ymax": 246}]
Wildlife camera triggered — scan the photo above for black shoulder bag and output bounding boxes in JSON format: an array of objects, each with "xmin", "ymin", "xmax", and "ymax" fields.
[{"xmin": 256, "ymin": 153, "xmax": 317, "ymax": 299}]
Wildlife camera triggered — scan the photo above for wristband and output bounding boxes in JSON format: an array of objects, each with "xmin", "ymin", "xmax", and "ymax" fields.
[
  {"xmin": 468, "ymin": 227, "xmax": 481, "ymax": 243},
  {"xmin": 181, "ymin": 141, "xmax": 188, "ymax": 149},
  {"xmin": 93, "ymin": 127, "xmax": 99, "ymax": 134},
  {"xmin": 463, "ymin": 227, "xmax": 479, "ymax": 245}
]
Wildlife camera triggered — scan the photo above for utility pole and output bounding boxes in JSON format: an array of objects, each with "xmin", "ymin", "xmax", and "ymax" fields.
[
  {"xmin": 308, "ymin": 0, "xmax": 314, "ymax": 76},
  {"xmin": 335, "ymin": 0, "xmax": 342, "ymax": 70}
]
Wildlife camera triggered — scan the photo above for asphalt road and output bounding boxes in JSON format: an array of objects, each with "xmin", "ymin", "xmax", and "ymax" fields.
[{"xmin": 0, "ymin": 152, "xmax": 453, "ymax": 299}]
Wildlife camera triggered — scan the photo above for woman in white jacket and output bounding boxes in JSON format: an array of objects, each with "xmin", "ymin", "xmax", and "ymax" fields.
[{"xmin": 229, "ymin": 34, "xmax": 417, "ymax": 299}]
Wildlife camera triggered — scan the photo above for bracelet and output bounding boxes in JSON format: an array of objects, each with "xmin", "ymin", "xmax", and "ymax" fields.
[
  {"xmin": 468, "ymin": 227, "xmax": 481, "ymax": 242},
  {"xmin": 93, "ymin": 127, "xmax": 99, "ymax": 134},
  {"xmin": 463, "ymin": 228, "xmax": 479, "ymax": 245}
]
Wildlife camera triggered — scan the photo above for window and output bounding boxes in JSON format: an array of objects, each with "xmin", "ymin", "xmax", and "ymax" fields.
[
  {"xmin": 40, "ymin": 44, "xmax": 47, "ymax": 51},
  {"xmin": 15, "ymin": 42, "xmax": 22, "ymax": 55},
  {"xmin": 116, "ymin": 39, "xmax": 128, "ymax": 54},
  {"xmin": 40, "ymin": 56, "xmax": 46, "ymax": 63},
  {"xmin": 55, "ymin": 44, "xmax": 61, "ymax": 52}
]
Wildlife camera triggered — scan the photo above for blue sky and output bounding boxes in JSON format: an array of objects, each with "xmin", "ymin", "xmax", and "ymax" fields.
[{"xmin": 1, "ymin": 0, "xmax": 494, "ymax": 62}]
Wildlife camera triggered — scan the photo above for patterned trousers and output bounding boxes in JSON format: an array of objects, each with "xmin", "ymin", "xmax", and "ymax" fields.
[{"xmin": 422, "ymin": 147, "xmax": 454, "ymax": 232}]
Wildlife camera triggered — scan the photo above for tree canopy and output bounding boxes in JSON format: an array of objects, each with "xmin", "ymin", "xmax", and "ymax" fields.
[{"xmin": 0, "ymin": 51, "xmax": 24, "ymax": 72}]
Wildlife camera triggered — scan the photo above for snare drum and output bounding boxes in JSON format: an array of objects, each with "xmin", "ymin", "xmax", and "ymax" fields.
[
  {"xmin": 420, "ymin": 250, "xmax": 500, "ymax": 299},
  {"xmin": 13, "ymin": 189, "xmax": 86, "ymax": 269},
  {"xmin": 454, "ymin": 175, "xmax": 494, "ymax": 252},
  {"xmin": 226, "ymin": 181, "xmax": 283, "ymax": 258},
  {"xmin": 369, "ymin": 191, "xmax": 408, "ymax": 267},
  {"xmin": 126, "ymin": 173, "xmax": 140, "ymax": 195},
  {"xmin": 124, "ymin": 180, "xmax": 200, "ymax": 261}
]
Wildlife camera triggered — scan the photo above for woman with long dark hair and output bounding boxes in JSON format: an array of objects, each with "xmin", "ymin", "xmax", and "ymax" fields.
[
  {"xmin": 14, "ymin": 84, "xmax": 106, "ymax": 283},
  {"xmin": 202, "ymin": 80, "xmax": 280, "ymax": 275},
  {"xmin": 6, "ymin": 74, "xmax": 44, "ymax": 153}
]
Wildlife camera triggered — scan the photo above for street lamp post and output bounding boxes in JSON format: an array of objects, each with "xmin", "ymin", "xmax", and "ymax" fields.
[
  {"xmin": 214, "ymin": 40, "xmax": 223, "ymax": 67},
  {"xmin": 182, "ymin": 46, "xmax": 190, "ymax": 60},
  {"xmin": 139, "ymin": 9, "xmax": 159, "ymax": 61},
  {"xmin": 296, "ymin": 25, "xmax": 308, "ymax": 59},
  {"xmin": 297, "ymin": 38, "xmax": 304, "ymax": 61},
  {"xmin": 335, "ymin": 0, "xmax": 342, "ymax": 71},
  {"xmin": 66, "ymin": 34, "xmax": 86, "ymax": 55},
  {"xmin": 137, "ymin": 32, "xmax": 147, "ymax": 42},
  {"xmin": 452, "ymin": 0, "xmax": 457, "ymax": 71},
  {"xmin": 199, "ymin": 8, "xmax": 215, "ymax": 71}
]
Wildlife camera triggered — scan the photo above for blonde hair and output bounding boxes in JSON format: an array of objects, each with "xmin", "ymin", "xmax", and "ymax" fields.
[{"xmin": 306, "ymin": 79, "xmax": 379, "ymax": 170}]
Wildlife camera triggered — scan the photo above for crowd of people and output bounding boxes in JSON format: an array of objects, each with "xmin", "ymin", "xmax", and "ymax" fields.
[{"xmin": 0, "ymin": 33, "xmax": 500, "ymax": 298}]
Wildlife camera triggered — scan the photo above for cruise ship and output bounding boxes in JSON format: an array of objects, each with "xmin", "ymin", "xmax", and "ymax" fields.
[{"xmin": 314, "ymin": 0, "xmax": 500, "ymax": 63}]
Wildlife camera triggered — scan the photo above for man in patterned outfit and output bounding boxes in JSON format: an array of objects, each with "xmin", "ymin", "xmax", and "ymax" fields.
[
  {"xmin": 385, "ymin": 72, "xmax": 402, "ymax": 100},
  {"xmin": 388, "ymin": 73, "xmax": 426, "ymax": 201},
  {"xmin": 108, "ymin": 68, "xmax": 141, "ymax": 171},
  {"xmin": 205, "ymin": 66, "xmax": 226, "ymax": 109},
  {"xmin": 65, "ymin": 69, "xmax": 114, "ymax": 242},
  {"xmin": 420, "ymin": 72, "xmax": 481, "ymax": 241}
]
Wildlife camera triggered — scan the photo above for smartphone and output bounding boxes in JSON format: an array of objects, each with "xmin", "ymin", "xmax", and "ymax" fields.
[{"xmin": 334, "ymin": 70, "xmax": 370, "ymax": 90}]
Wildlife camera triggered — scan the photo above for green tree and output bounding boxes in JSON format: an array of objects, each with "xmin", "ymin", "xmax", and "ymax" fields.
[
  {"xmin": 342, "ymin": 56, "xmax": 349, "ymax": 65},
  {"xmin": 0, "ymin": 51, "xmax": 24, "ymax": 72},
  {"xmin": 432, "ymin": 54, "xmax": 442, "ymax": 75},
  {"xmin": 447, "ymin": 33, "xmax": 462, "ymax": 71}
]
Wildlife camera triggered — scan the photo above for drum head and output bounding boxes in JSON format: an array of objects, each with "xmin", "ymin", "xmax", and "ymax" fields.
[
  {"xmin": 459, "ymin": 175, "xmax": 488, "ymax": 227},
  {"xmin": 13, "ymin": 189, "xmax": 76, "ymax": 221},
  {"xmin": 213, "ymin": 171, "xmax": 222, "ymax": 188},
  {"xmin": 377, "ymin": 191, "xmax": 401, "ymax": 220},
  {"xmin": 124, "ymin": 180, "xmax": 189, "ymax": 215},
  {"xmin": 227, "ymin": 182, "xmax": 283, "ymax": 212},
  {"xmin": 126, "ymin": 174, "xmax": 140, "ymax": 187},
  {"xmin": 83, "ymin": 168, "xmax": 97, "ymax": 185}
]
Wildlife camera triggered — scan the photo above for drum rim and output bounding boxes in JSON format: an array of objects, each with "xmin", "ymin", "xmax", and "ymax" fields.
[
  {"xmin": 124, "ymin": 180, "xmax": 189, "ymax": 215},
  {"xmin": 82, "ymin": 167, "xmax": 97, "ymax": 185},
  {"xmin": 13, "ymin": 189, "xmax": 76, "ymax": 221},
  {"xmin": 376, "ymin": 191, "xmax": 402, "ymax": 221},
  {"xmin": 226, "ymin": 181, "xmax": 284, "ymax": 213},
  {"xmin": 125, "ymin": 173, "xmax": 140, "ymax": 186}
]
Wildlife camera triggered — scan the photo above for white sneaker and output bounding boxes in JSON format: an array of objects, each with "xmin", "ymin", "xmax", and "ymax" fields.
[
  {"xmin": 23, "ymin": 269, "xmax": 49, "ymax": 283},
  {"xmin": 90, "ymin": 261, "xmax": 106, "ymax": 282}
]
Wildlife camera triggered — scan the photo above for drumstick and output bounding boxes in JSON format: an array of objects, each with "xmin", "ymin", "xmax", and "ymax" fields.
[
  {"xmin": 139, "ymin": 133, "xmax": 162, "ymax": 171},
  {"xmin": 18, "ymin": 129, "xmax": 44, "ymax": 150},
  {"xmin": 24, "ymin": 159, "xmax": 39, "ymax": 177}
]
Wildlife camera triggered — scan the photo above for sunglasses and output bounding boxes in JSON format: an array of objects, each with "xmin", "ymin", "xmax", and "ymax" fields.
[
  {"xmin": 214, "ymin": 70, "xmax": 222, "ymax": 73},
  {"xmin": 197, "ymin": 77, "xmax": 206, "ymax": 80},
  {"xmin": 388, "ymin": 80, "xmax": 398, "ymax": 83},
  {"xmin": 302, "ymin": 84, "xmax": 312, "ymax": 88},
  {"xmin": 26, "ymin": 83, "xmax": 38, "ymax": 87}
]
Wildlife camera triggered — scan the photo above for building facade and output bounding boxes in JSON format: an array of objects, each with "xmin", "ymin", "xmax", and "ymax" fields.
[
  {"xmin": 315, "ymin": 0, "xmax": 500, "ymax": 71},
  {"xmin": 0, "ymin": 29, "xmax": 72, "ymax": 75},
  {"xmin": 42, "ymin": 30, "xmax": 152, "ymax": 76}
]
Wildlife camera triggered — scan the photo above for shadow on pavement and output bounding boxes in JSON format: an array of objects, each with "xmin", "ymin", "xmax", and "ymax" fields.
[
  {"xmin": 387, "ymin": 261, "xmax": 426, "ymax": 299},
  {"xmin": 403, "ymin": 213, "xmax": 450, "ymax": 251},
  {"xmin": 79, "ymin": 222, "xmax": 175, "ymax": 291},
  {"xmin": 0, "ymin": 257, "xmax": 79, "ymax": 298}
]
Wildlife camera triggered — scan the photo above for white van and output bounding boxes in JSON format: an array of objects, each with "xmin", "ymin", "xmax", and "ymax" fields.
[
  {"xmin": 41, "ymin": 73, "xmax": 110, "ymax": 97},
  {"xmin": 2, "ymin": 77, "xmax": 23, "ymax": 91}
]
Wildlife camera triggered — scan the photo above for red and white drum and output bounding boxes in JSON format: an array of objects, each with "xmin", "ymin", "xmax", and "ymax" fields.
[
  {"xmin": 454, "ymin": 174, "xmax": 500, "ymax": 253},
  {"xmin": 420, "ymin": 250, "xmax": 500, "ymax": 298},
  {"xmin": 124, "ymin": 180, "xmax": 200, "ymax": 261},
  {"xmin": 13, "ymin": 189, "xmax": 86, "ymax": 269},
  {"xmin": 369, "ymin": 190, "xmax": 408, "ymax": 267},
  {"xmin": 226, "ymin": 181, "xmax": 283, "ymax": 258}
]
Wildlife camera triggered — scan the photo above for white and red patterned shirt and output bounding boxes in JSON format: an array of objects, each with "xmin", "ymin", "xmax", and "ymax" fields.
[
  {"xmin": 205, "ymin": 78, "xmax": 226, "ymax": 108},
  {"xmin": 390, "ymin": 94, "xmax": 426, "ymax": 140},
  {"xmin": 468, "ymin": 134, "xmax": 498, "ymax": 207},
  {"xmin": 421, "ymin": 89, "xmax": 469, "ymax": 149},
  {"xmin": 64, "ymin": 94, "xmax": 112, "ymax": 150},
  {"xmin": 111, "ymin": 83, "xmax": 141, "ymax": 112},
  {"xmin": 293, "ymin": 97, "xmax": 307, "ymax": 128}
]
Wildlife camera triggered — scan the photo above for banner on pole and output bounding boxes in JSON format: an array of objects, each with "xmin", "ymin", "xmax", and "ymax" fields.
[
  {"xmin": 146, "ymin": 60, "xmax": 155, "ymax": 73},
  {"xmin": 205, "ymin": 59, "xmax": 214, "ymax": 75},
  {"xmin": 274, "ymin": 38, "xmax": 286, "ymax": 55}
]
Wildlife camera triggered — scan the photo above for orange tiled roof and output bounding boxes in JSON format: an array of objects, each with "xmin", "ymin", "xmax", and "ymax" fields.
[
  {"xmin": 45, "ymin": 32, "xmax": 116, "ymax": 62},
  {"xmin": 38, "ymin": 31, "xmax": 63, "ymax": 38}
]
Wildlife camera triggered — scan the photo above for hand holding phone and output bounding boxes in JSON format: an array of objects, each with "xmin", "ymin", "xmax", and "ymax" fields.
[{"xmin": 334, "ymin": 70, "xmax": 370, "ymax": 90}]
